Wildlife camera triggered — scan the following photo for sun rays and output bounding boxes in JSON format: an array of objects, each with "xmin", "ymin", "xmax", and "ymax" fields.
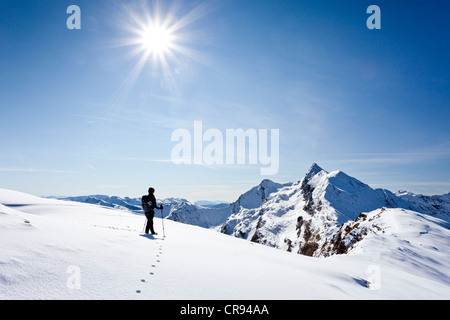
[
  {"xmin": 97, "ymin": 0, "xmax": 216, "ymax": 133},
  {"xmin": 116, "ymin": 0, "xmax": 214, "ymax": 85}
]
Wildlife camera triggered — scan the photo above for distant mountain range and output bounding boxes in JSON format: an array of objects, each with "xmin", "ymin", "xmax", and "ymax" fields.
[{"xmin": 53, "ymin": 163, "xmax": 450, "ymax": 257}]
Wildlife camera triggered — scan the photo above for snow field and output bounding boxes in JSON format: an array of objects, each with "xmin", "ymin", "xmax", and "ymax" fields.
[{"xmin": 1, "ymin": 189, "xmax": 449, "ymax": 299}]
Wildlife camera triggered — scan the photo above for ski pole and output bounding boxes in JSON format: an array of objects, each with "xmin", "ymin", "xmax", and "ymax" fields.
[
  {"xmin": 142, "ymin": 217, "xmax": 147, "ymax": 233},
  {"xmin": 160, "ymin": 208, "xmax": 166, "ymax": 238}
]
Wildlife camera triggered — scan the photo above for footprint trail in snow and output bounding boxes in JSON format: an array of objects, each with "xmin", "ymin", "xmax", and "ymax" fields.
[{"xmin": 136, "ymin": 239, "xmax": 164, "ymax": 295}]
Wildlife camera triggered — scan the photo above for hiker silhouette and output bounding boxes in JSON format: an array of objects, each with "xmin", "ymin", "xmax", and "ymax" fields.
[{"xmin": 142, "ymin": 187, "xmax": 163, "ymax": 235}]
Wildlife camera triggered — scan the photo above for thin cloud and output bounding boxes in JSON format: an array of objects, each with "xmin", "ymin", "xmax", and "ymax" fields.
[
  {"xmin": 0, "ymin": 167, "xmax": 72, "ymax": 173},
  {"xmin": 322, "ymin": 150, "xmax": 450, "ymax": 165}
]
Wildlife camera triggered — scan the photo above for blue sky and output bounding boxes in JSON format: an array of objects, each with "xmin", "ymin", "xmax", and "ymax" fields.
[{"xmin": 1, "ymin": 0, "xmax": 449, "ymax": 201}]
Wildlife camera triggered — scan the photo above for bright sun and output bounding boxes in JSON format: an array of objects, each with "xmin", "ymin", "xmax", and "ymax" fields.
[
  {"xmin": 140, "ymin": 25, "xmax": 173, "ymax": 54},
  {"xmin": 117, "ymin": 0, "xmax": 213, "ymax": 87}
]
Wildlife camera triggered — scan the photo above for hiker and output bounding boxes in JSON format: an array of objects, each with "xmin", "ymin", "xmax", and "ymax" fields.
[{"xmin": 142, "ymin": 187, "xmax": 163, "ymax": 235}]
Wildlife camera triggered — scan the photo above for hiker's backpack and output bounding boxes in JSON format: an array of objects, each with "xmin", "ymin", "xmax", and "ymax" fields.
[{"xmin": 141, "ymin": 195, "xmax": 152, "ymax": 212}]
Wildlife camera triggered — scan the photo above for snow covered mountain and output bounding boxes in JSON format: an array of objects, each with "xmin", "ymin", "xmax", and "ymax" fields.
[
  {"xmin": 53, "ymin": 195, "xmax": 192, "ymax": 218},
  {"xmin": 163, "ymin": 198, "xmax": 232, "ymax": 228},
  {"xmin": 396, "ymin": 190, "xmax": 450, "ymax": 220},
  {"xmin": 52, "ymin": 195, "xmax": 143, "ymax": 212},
  {"xmin": 167, "ymin": 179, "xmax": 291, "ymax": 229},
  {"xmin": 54, "ymin": 163, "xmax": 449, "ymax": 259},
  {"xmin": 220, "ymin": 163, "xmax": 429, "ymax": 257},
  {"xmin": 54, "ymin": 179, "xmax": 290, "ymax": 228},
  {"xmin": 1, "ymin": 188, "xmax": 449, "ymax": 299},
  {"xmin": 167, "ymin": 163, "xmax": 436, "ymax": 257}
]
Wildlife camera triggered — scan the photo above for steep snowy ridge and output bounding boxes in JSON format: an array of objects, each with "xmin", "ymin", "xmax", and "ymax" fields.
[
  {"xmin": 319, "ymin": 207, "xmax": 397, "ymax": 256},
  {"xmin": 165, "ymin": 199, "xmax": 232, "ymax": 228},
  {"xmin": 396, "ymin": 190, "xmax": 450, "ymax": 220},
  {"xmin": 217, "ymin": 180, "xmax": 290, "ymax": 236},
  {"xmin": 231, "ymin": 179, "xmax": 291, "ymax": 211},
  {"xmin": 163, "ymin": 179, "xmax": 290, "ymax": 231}
]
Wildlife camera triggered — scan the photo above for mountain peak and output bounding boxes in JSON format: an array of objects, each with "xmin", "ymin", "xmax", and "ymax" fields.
[
  {"xmin": 396, "ymin": 190, "xmax": 415, "ymax": 197},
  {"xmin": 260, "ymin": 178, "xmax": 275, "ymax": 186},
  {"xmin": 305, "ymin": 163, "xmax": 325, "ymax": 179}
]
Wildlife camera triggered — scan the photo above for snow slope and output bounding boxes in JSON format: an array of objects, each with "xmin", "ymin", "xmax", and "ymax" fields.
[{"xmin": 1, "ymin": 188, "xmax": 449, "ymax": 299}]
